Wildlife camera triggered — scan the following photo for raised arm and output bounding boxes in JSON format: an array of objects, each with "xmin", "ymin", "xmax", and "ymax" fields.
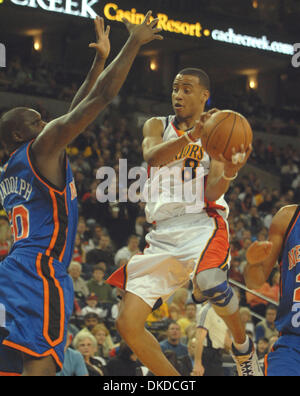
[
  {"xmin": 32, "ymin": 12, "xmax": 162, "ymax": 160},
  {"xmin": 68, "ymin": 16, "xmax": 111, "ymax": 112},
  {"xmin": 244, "ymin": 205, "xmax": 297, "ymax": 289}
]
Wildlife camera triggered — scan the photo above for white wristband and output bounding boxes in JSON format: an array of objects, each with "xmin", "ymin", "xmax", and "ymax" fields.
[{"xmin": 222, "ymin": 171, "xmax": 238, "ymax": 181}]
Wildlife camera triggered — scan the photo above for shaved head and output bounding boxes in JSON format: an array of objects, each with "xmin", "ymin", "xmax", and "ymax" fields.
[{"xmin": 0, "ymin": 107, "xmax": 45, "ymax": 154}]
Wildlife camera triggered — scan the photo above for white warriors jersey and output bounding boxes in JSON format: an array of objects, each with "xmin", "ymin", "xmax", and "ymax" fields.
[{"xmin": 143, "ymin": 115, "xmax": 229, "ymax": 223}]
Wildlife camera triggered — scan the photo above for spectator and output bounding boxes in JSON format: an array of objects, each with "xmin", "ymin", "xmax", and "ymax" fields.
[
  {"xmin": 255, "ymin": 305, "xmax": 279, "ymax": 342},
  {"xmin": 241, "ymin": 193, "xmax": 254, "ymax": 213},
  {"xmin": 106, "ymin": 341, "xmax": 142, "ymax": 376},
  {"xmin": 168, "ymin": 304, "xmax": 180, "ymax": 321},
  {"xmin": 87, "ymin": 265, "xmax": 116, "ymax": 304},
  {"xmin": 76, "ymin": 218, "xmax": 90, "ymax": 243},
  {"xmin": 281, "ymin": 158, "xmax": 299, "ymax": 192},
  {"xmin": 114, "ymin": 234, "xmax": 141, "ymax": 267},
  {"xmin": 81, "ymin": 181, "xmax": 111, "ymax": 227},
  {"xmin": 246, "ymin": 281, "xmax": 279, "ymax": 321},
  {"xmin": 82, "ymin": 312, "xmax": 101, "ymax": 333},
  {"xmin": 245, "ymin": 206, "xmax": 263, "ymax": 236},
  {"xmin": 263, "ymin": 207, "xmax": 278, "ymax": 229},
  {"xmin": 72, "ymin": 233, "xmax": 86, "ymax": 264},
  {"xmin": 84, "ymin": 224, "xmax": 105, "ymax": 253},
  {"xmin": 258, "ymin": 192, "xmax": 274, "ymax": 213},
  {"xmin": 239, "ymin": 307, "xmax": 255, "ymax": 341},
  {"xmin": 57, "ymin": 332, "xmax": 88, "ymax": 377},
  {"xmin": 177, "ymin": 302, "xmax": 197, "ymax": 336},
  {"xmin": 81, "ymin": 293, "xmax": 107, "ymax": 320},
  {"xmin": 159, "ymin": 321, "xmax": 189, "ymax": 359},
  {"xmin": 91, "ymin": 323, "xmax": 115, "ymax": 360},
  {"xmin": 270, "ymin": 270, "xmax": 280, "ymax": 300},
  {"xmin": 106, "ymin": 201, "xmax": 138, "ymax": 249},
  {"xmin": 292, "ymin": 173, "xmax": 300, "ymax": 190},
  {"xmin": 68, "ymin": 261, "xmax": 90, "ymax": 303},
  {"xmin": 73, "ymin": 332, "xmax": 107, "ymax": 376},
  {"xmin": 256, "ymin": 338, "xmax": 269, "ymax": 362},
  {"xmin": 228, "ymin": 257, "xmax": 244, "ymax": 284},
  {"xmin": 234, "ymin": 219, "xmax": 247, "ymax": 240},
  {"xmin": 86, "ymin": 234, "xmax": 116, "ymax": 275}
]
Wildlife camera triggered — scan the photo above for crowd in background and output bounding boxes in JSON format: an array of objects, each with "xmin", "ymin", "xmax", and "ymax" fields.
[
  {"xmin": 1, "ymin": 55, "xmax": 300, "ymax": 132},
  {"xmin": 0, "ymin": 56, "xmax": 81, "ymax": 101},
  {"xmin": 1, "ymin": 74, "xmax": 299, "ymax": 376}
]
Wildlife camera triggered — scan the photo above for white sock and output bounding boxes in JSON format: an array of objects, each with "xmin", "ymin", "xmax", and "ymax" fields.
[{"xmin": 234, "ymin": 336, "xmax": 250, "ymax": 354}]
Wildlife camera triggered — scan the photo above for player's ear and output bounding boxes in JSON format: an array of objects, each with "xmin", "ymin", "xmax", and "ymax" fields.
[
  {"xmin": 12, "ymin": 130, "xmax": 25, "ymax": 143},
  {"xmin": 202, "ymin": 89, "xmax": 210, "ymax": 102}
]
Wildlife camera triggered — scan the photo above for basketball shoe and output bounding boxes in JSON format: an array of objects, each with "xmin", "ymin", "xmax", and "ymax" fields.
[{"xmin": 232, "ymin": 338, "xmax": 263, "ymax": 376}]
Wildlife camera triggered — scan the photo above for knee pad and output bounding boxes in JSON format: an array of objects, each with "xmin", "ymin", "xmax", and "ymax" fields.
[{"xmin": 196, "ymin": 269, "xmax": 239, "ymax": 316}]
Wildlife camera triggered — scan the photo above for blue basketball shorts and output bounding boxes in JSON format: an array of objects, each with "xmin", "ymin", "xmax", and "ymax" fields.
[
  {"xmin": 264, "ymin": 334, "xmax": 300, "ymax": 377},
  {"xmin": 0, "ymin": 251, "xmax": 74, "ymax": 375}
]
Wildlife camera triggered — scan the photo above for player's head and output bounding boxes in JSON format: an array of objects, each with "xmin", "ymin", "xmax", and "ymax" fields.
[
  {"xmin": 172, "ymin": 68, "xmax": 210, "ymax": 120},
  {"xmin": 0, "ymin": 107, "xmax": 46, "ymax": 154}
]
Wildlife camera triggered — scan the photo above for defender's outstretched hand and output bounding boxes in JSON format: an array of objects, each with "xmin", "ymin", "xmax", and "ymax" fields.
[
  {"xmin": 246, "ymin": 241, "xmax": 273, "ymax": 266},
  {"xmin": 89, "ymin": 16, "xmax": 111, "ymax": 59},
  {"xmin": 122, "ymin": 10, "xmax": 163, "ymax": 45}
]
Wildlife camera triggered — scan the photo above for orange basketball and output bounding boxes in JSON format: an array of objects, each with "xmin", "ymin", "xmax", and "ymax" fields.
[{"xmin": 201, "ymin": 110, "xmax": 253, "ymax": 161}]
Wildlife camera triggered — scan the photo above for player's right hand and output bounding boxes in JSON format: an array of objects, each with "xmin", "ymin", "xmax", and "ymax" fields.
[
  {"xmin": 122, "ymin": 11, "xmax": 164, "ymax": 45},
  {"xmin": 246, "ymin": 241, "xmax": 273, "ymax": 265}
]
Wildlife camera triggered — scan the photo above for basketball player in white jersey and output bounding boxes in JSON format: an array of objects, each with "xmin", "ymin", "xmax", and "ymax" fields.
[{"xmin": 107, "ymin": 68, "xmax": 261, "ymax": 376}]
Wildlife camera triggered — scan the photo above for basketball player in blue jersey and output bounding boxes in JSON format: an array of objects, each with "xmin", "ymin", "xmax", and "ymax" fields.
[
  {"xmin": 245, "ymin": 204, "xmax": 300, "ymax": 376},
  {"xmin": 0, "ymin": 13, "xmax": 163, "ymax": 376}
]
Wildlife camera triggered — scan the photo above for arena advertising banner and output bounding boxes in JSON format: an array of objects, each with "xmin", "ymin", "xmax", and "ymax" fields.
[{"xmin": 7, "ymin": 0, "xmax": 295, "ymax": 56}]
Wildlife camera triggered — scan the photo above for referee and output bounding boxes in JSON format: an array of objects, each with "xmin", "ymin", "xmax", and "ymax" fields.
[{"xmin": 191, "ymin": 302, "xmax": 232, "ymax": 376}]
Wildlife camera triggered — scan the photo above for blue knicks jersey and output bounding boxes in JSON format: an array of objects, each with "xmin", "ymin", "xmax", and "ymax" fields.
[
  {"xmin": 0, "ymin": 140, "xmax": 78, "ymax": 268},
  {"xmin": 276, "ymin": 206, "xmax": 300, "ymax": 335}
]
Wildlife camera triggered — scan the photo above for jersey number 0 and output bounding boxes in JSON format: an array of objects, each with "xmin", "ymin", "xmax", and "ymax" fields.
[{"xmin": 8, "ymin": 205, "xmax": 29, "ymax": 242}]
